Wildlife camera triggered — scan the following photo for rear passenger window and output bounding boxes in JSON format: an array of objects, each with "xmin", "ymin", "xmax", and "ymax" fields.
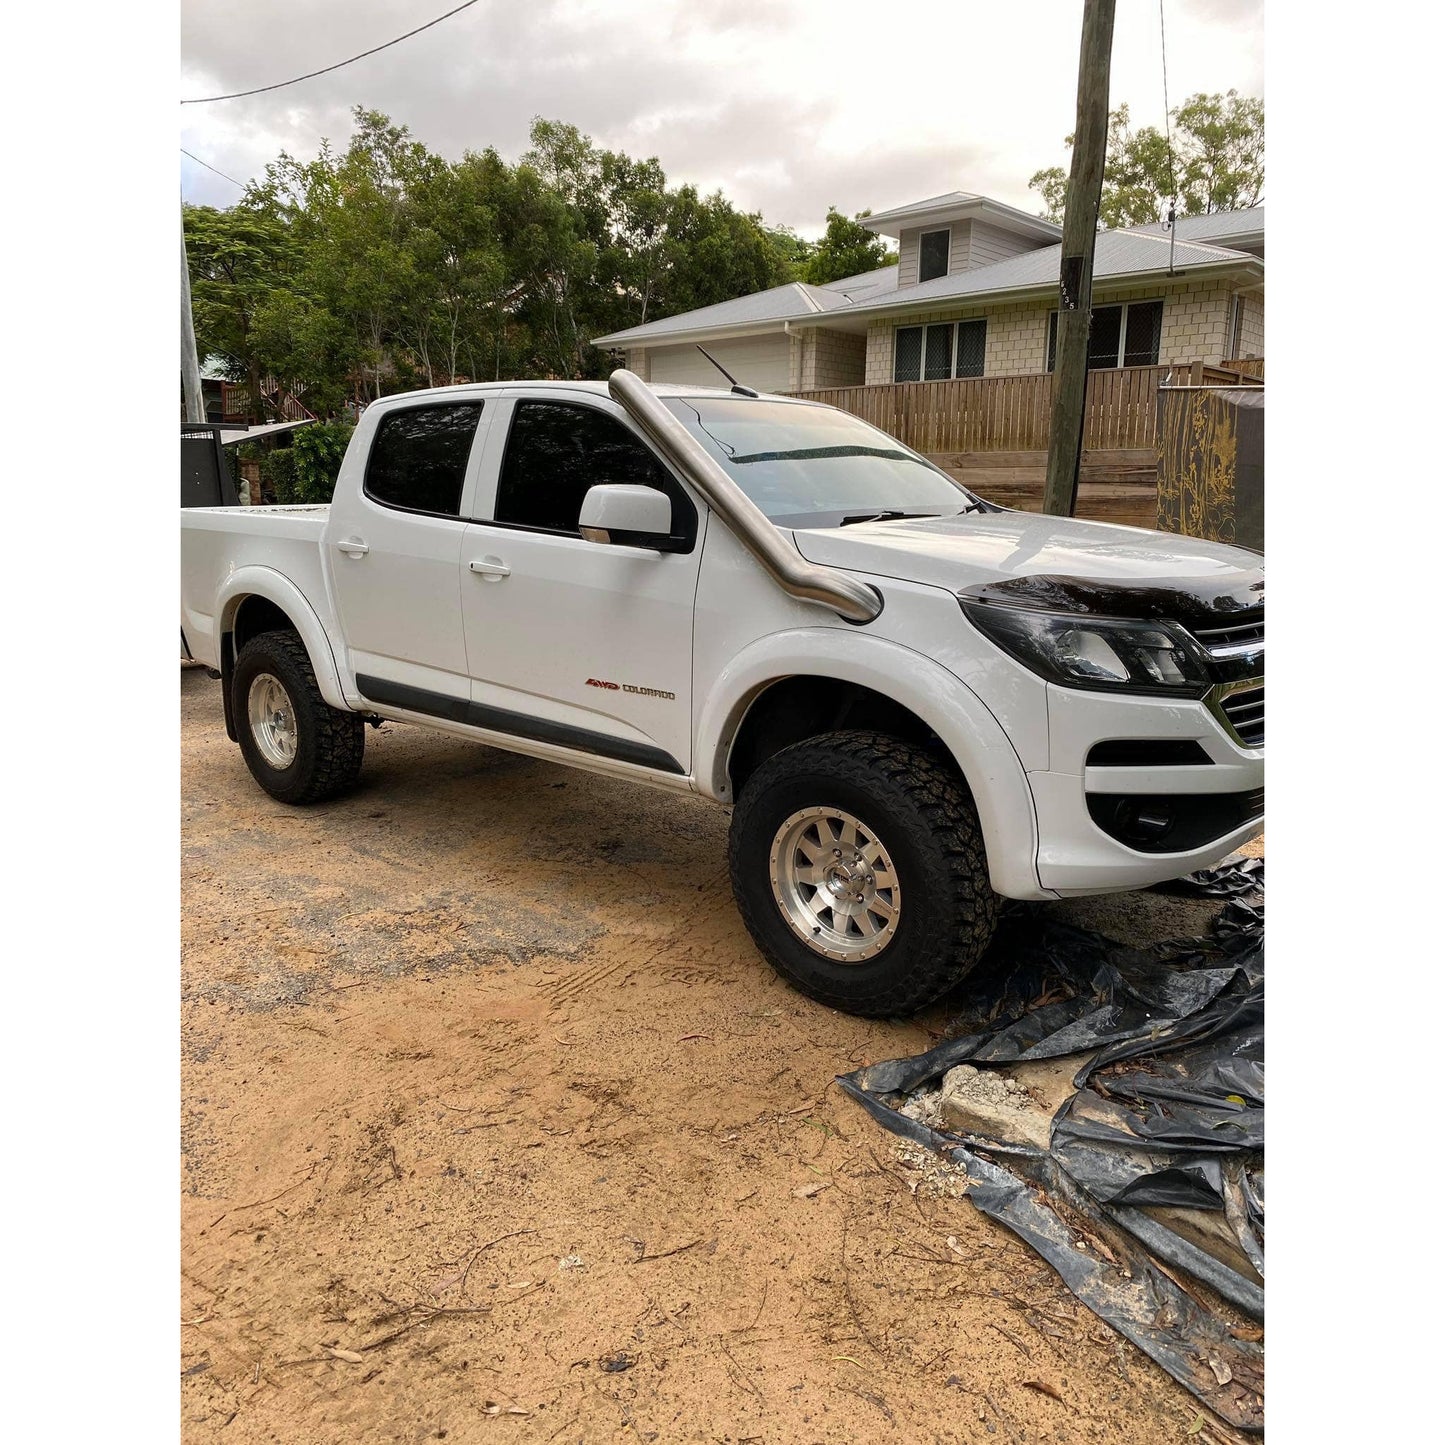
[
  {"xmin": 364, "ymin": 403, "xmax": 482, "ymax": 516},
  {"xmin": 494, "ymin": 400, "xmax": 691, "ymax": 542}
]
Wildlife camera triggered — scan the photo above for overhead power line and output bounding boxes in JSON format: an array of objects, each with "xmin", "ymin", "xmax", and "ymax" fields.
[
  {"xmin": 1159, "ymin": 0, "xmax": 1178, "ymax": 207},
  {"xmin": 181, "ymin": 147, "xmax": 245, "ymax": 188},
  {"xmin": 180, "ymin": 0, "xmax": 481, "ymax": 104}
]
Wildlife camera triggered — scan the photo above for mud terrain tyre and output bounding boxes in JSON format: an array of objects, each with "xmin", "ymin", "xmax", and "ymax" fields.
[
  {"xmin": 728, "ymin": 730, "xmax": 999, "ymax": 1017},
  {"xmin": 232, "ymin": 629, "xmax": 365, "ymax": 805}
]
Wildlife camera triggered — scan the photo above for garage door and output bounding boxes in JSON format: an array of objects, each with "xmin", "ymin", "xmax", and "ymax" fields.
[{"xmin": 646, "ymin": 334, "xmax": 792, "ymax": 393}]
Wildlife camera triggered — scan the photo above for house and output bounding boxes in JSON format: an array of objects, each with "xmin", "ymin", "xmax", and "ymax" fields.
[{"xmin": 591, "ymin": 192, "xmax": 1264, "ymax": 394}]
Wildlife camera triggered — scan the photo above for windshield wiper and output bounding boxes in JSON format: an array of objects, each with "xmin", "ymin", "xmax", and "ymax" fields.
[{"xmin": 838, "ymin": 509, "xmax": 940, "ymax": 527}]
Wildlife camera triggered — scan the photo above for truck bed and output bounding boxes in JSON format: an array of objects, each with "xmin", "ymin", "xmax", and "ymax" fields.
[{"xmin": 181, "ymin": 505, "xmax": 334, "ymax": 671}]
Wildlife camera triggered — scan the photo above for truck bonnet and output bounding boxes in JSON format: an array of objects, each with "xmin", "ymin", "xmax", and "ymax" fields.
[{"xmin": 790, "ymin": 510, "xmax": 1263, "ymax": 623}]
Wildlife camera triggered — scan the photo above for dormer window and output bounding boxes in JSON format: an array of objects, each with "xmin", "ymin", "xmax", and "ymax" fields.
[{"xmin": 918, "ymin": 228, "xmax": 951, "ymax": 283}]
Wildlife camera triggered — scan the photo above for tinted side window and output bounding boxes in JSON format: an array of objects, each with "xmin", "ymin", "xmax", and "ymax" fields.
[
  {"xmin": 495, "ymin": 400, "xmax": 690, "ymax": 539},
  {"xmin": 364, "ymin": 403, "xmax": 482, "ymax": 516}
]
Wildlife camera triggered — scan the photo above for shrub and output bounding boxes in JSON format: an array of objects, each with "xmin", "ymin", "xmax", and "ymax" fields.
[
  {"xmin": 258, "ymin": 447, "xmax": 299, "ymax": 504},
  {"xmin": 290, "ymin": 421, "xmax": 354, "ymax": 504}
]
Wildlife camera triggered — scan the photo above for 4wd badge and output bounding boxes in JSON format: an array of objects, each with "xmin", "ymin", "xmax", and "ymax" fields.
[{"xmin": 586, "ymin": 677, "xmax": 675, "ymax": 700}]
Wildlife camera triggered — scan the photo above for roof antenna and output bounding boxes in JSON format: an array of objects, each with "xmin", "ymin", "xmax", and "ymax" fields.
[{"xmin": 696, "ymin": 344, "xmax": 760, "ymax": 397}]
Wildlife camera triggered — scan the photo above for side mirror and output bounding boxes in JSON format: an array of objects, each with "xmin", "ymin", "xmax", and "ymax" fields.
[{"xmin": 578, "ymin": 484, "xmax": 675, "ymax": 549}]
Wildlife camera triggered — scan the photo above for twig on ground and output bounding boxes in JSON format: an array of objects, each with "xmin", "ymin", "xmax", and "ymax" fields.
[
  {"xmin": 984, "ymin": 1390, "xmax": 1024, "ymax": 1443},
  {"xmin": 838, "ymin": 1384, "xmax": 895, "ymax": 1423},
  {"xmin": 631, "ymin": 1237, "xmax": 706, "ymax": 1263},
  {"xmin": 442, "ymin": 1228, "xmax": 538, "ymax": 1298},
  {"xmin": 989, "ymin": 1322, "xmax": 1033, "ymax": 1358},
  {"xmin": 360, "ymin": 1304, "xmax": 493, "ymax": 1352},
  {"xmin": 718, "ymin": 1340, "xmax": 763, "ymax": 1398},
  {"xmin": 840, "ymin": 1220, "xmax": 889, "ymax": 1360},
  {"xmin": 749, "ymin": 1281, "xmax": 769, "ymax": 1331}
]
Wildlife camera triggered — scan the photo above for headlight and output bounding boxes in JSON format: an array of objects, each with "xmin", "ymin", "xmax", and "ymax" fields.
[{"xmin": 960, "ymin": 600, "xmax": 1212, "ymax": 698}]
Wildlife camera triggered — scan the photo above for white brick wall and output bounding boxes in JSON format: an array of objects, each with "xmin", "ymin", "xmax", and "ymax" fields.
[
  {"xmin": 863, "ymin": 279, "xmax": 1253, "ymax": 380},
  {"xmin": 800, "ymin": 327, "xmax": 867, "ymax": 389}
]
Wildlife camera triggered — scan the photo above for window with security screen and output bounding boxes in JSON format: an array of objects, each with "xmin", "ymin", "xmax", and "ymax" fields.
[
  {"xmin": 1122, "ymin": 301, "xmax": 1163, "ymax": 366},
  {"xmin": 1048, "ymin": 299, "xmax": 1164, "ymax": 371},
  {"xmin": 955, "ymin": 319, "xmax": 987, "ymax": 378},
  {"xmin": 894, "ymin": 326, "xmax": 923, "ymax": 382},
  {"xmin": 896, "ymin": 320, "xmax": 989, "ymax": 381},
  {"xmin": 923, "ymin": 326, "xmax": 953, "ymax": 380}
]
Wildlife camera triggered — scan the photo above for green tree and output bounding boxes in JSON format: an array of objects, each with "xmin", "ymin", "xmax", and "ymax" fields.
[
  {"xmin": 801, "ymin": 208, "xmax": 895, "ymax": 285},
  {"xmin": 1029, "ymin": 92, "xmax": 1264, "ymax": 227},
  {"xmin": 190, "ymin": 107, "xmax": 849, "ymax": 399},
  {"xmin": 183, "ymin": 204, "xmax": 298, "ymax": 419}
]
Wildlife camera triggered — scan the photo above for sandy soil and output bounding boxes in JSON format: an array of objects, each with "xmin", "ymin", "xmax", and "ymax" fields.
[{"xmin": 181, "ymin": 666, "xmax": 1251, "ymax": 1443}]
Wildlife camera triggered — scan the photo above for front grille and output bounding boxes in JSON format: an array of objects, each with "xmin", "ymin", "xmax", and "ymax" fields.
[
  {"xmin": 1195, "ymin": 617, "xmax": 1265, "ymax": 657},
  {"xmin": 1220, "ymin": 684, "xmax": 1264, "ymax": 748}
]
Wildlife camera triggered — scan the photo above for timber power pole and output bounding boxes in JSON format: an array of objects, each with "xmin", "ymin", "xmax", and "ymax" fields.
[
  {"xmin": 1042, "ymin": 0, "xmax": 1117, "ymax": 517},
  {"xmin": 180, "ymin": 203, "xmax": 206, "ymax": 424}
]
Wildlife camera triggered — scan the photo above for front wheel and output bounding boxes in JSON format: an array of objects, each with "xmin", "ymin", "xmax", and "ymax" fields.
[
  {"xmin": 728, "ymin": 731, "xmax": 999, "ymax": 1017},
  {"xmin": 232, "ymin": 630, "xmax": 365, "ymax": 805}
]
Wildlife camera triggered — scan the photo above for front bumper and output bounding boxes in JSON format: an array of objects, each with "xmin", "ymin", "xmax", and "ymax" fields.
[{"xmin": 1029, "ymin": 683, "xmax": 1263, "ymax": 895}]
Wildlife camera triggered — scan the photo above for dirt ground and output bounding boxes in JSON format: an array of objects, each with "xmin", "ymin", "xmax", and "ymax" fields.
[{"xmin": 181, "ymin": 666, "xmax": 1256, "ymax": 1444}]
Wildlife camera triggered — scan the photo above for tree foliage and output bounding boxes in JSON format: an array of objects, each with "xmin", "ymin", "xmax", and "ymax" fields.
[
  {"xmin": 187, "ymin": 109, "xmax": 824, "ymax": 415},
  {"xmin": 1029, "ymin": 91, "xmax": 1264, "ymax": 228},
  {"xmin": 801, "ymin": 208, "xmax": 895, "ymax": 285}
]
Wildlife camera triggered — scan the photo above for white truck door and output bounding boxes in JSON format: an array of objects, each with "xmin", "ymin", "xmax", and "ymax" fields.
[
  {"xmin": 458, "ymin": 396, "xmax": 706, "ymax": 776},
  {"xmin": 327, "ymin": 399, "xmax": 488, "ymax": 708}
]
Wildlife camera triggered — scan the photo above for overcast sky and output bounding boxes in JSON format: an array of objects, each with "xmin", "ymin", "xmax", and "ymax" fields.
[{"xmin": 180, "ymin": 0, "xmax": 1263, "ymax": 237}]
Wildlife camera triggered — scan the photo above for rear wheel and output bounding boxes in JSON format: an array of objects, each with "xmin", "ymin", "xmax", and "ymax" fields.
[
  {"xmin": 728, "ymin": 731, "xmax": 998, "ymax": 1017},
  {"xmin": 232, "ymin": 630, "xmax": 365, "ymax": 805}
]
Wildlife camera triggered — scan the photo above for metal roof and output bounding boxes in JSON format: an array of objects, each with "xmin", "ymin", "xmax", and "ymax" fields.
[
  {"xmin": 824, "ymin": 229, "xmax": 1260, "ymax": 319},
  {"xmin": 816, "ymin": 263, "xmax": 900, "ymax": 302},
  {"xmin": 592, "ymin": 280, "xmax": 855, "ymax": 347},
  {"xmin": 592, "ymin": 227, "xmax": 1261, "ymax": 347},
  {"xmin": 859, "ymin": 192, "xmax": 1062, "ymax": 241},
  {"xmin": 1154, "ymin": 207, "xmax": 1264, "ymax": 247}
]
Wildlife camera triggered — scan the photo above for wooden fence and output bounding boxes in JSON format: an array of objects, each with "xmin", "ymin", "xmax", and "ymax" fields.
[{"xmin": 790, "ymin": 359, "xmax": 1262, "ymax": 457}]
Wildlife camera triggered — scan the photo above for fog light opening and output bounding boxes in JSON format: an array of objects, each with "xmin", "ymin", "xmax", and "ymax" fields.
[{"xmin": 1115, "ymin": 799, "xmax": 1174, "ymax": 845}]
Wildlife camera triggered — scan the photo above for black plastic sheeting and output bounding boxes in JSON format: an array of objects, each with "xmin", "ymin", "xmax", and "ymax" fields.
[{"xmin": 837, "ymin": 860, "xmax": 1264, "ymax": 1431}]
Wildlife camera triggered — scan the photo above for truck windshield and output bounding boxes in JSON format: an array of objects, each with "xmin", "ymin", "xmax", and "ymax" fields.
[{"xmin": 661, "ymin": 396, "xmax": 977, "ymax": 528}]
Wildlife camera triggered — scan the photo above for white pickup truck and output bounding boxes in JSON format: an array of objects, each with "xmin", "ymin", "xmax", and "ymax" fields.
[{"xmin": 181, "ymin": 372, "xmax": 1263, "ymax": 1016}]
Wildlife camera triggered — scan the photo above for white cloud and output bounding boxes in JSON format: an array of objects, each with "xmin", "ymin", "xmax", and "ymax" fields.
[{"xmin": 180, "ymin": 0, "xmax": 1264, "ymax": 233}]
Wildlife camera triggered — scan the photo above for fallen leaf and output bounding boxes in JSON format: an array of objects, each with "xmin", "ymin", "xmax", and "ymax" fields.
[
  {"xmin": 1228, "ymin": 1322, "xmax": 1264, "ymax": 1343},
  {"xmin": 323, "ymin": 1346, "xmax": 367, "ymax": 1364},
  {"xmin": 1207, "ymin": 1355, "xmax": 1233, "ymax": 1385},
  {"xmin": 1021, "ymin": 1379, "xmax": 1064, "ymax": 1403},
  {"xmin": 1186, "ymin": 1412, "xmax": 1207, "ymax": 1435}
]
